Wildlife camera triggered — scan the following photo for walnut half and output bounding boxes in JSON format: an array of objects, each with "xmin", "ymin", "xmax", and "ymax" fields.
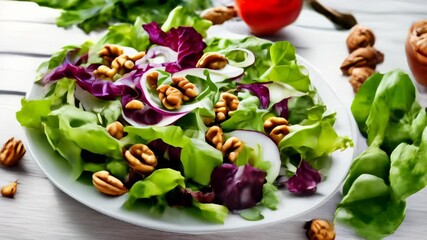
[
  {"xmin": 92, "ymin": 170, "xmax": 128, "ymax": 196},
  {"xmin": 0, "ymin": 137, "xmax": 26, "ymax": 167},
  {"xmin": 124, "ymin": 144, "xmax": 157, "ymax": 174},
  {"xmin": 214, "ymin": 92, "xmax": 239, "ymax": 122},
  {"xmin": 196, "ymin": 52, "xmax": 228, "ymax": 70},
  {"xmin": 222, "ymin": 137, "xmax": 244, "ymax": 163},
  {"xmin": 264, "ymin": 117, "xmax": 290, "ymax": 144}
]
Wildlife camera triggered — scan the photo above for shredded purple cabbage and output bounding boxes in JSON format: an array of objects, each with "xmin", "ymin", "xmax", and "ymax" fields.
[
  {"xmin": 211, "ymin": 163, "xmax": 266, "ymax": 211},
  {"xmin": 237, "ymin": 83, "xmax": 270, "ymax": 109},
  {"xmin": 287, "ymin": 160, "xmax": 321, "ymax": 195},
  {"xmin": 273, "ymin": 97, "xmax": 291, "ymax": 119},
  {"xmin": 142, "ymin": 22, "xmax": 206, "ymax": 73}
]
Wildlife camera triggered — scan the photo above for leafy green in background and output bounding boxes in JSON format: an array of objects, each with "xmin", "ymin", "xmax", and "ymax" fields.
[
  {"xmin": 335, "ymin": 70, "xmax": 427, "ymax": 239},
  {"xmin": 22, "ymin": 0, "xmax": 213, "ymax": 33}
]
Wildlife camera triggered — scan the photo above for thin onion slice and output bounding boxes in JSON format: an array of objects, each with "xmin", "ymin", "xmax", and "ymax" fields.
[
  {"xmin": 226, "ymin": 48, "xmax": 256, "ymax": 68},
  {"xmin": 172, "ymin": 64, "xmax": 244, "ymax": 83},
  {"xmin": 224, "ymin": 130, "xmax": 281, "ymax": 183}
]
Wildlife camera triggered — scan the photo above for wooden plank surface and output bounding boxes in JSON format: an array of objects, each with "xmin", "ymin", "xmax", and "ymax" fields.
[{"xmin": 1, "ymin": 0, "xmax": 427, "ymax": 239}]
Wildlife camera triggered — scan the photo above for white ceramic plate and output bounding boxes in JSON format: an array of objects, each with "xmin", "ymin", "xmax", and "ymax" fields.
[{"xmin": 24, "ymin": 48, "xmax": 357, "ymax": 234}]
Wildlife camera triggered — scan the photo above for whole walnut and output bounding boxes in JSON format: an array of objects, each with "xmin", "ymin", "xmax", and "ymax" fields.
[
  {"xmin": 346, "ymin": 25, "xmax": 376, "ymax": 53},
  {"xmin": 340, "ymin": 47, "xmax": 384, "ymax": 75}
]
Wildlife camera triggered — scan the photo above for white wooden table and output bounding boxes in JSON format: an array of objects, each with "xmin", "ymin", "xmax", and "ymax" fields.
[{"xmin": 1, "ymin": 0, "xmax": 427, "ymax": 239}]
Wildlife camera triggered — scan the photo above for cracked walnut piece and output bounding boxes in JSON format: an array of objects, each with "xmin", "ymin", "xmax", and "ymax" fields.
[
  {"xmin": 200, "ymin": 6, "xmax": 237, "ymax": 25},
  {"xmin": 196, "ymin": 52, "xmax": 228, "ymax": 70},
  {"xmin": 222, "ymin": 137, "xmax": 244, "ymax": 163},
  {"xmin": 214, "ymin": 92, "xmax": 239, "ymax": 122},
  {"xmin": 340, "ymin": 46, "xmax": 384, "ymax": 75},
  {"xmin": 264, "ymin": 117, "xmax": 290, "ymax": 144},
  {"xmin": 0, "ymin": 137, "xmax": 26, "ymax": 167},
  {"xmin": 125, "ymin": 144, "xmax": 157, "ymax": 174},
  {"xmin": 106, "ymin": 121, "xmax": 124, "ymax": 140},
  {"xmin": 172, "ymin": 76, "xmax": 199, "ymax": 101},
  {"xmin": 205, "ymin": 126, "xmax": 224, "ymax": 150},
  {"xmin": 349, "ymin": 67, "xmax": 375, "ymax": 92},
  {"xmin": 346, "ymin": 25, "xmax": 376, "ymax": 53},
  {"xmin": 157, "ymin": 85, "xmax": 184, "ymax": 110},
  {"xmin": 92, "ymin": 170, "xmax": 128, "ymax": 196},
  {"xmin": 304, "ymin": 219, "xmax": 336, "ymax": 240}
]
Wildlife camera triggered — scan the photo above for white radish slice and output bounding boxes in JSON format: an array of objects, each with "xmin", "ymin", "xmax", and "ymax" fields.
[
  {"xmin": 172, "ymin": 65, "xmax": 244, "ymax": 83},
  {"xmin": 135, "ymin": 46, "xmax": 178, "ymax": 66},
  {"xmin": 226, "ymin": 48, "xmax": 256, "ymax": 68},
  {"xmin": 225, "ymin": 130, "xmax": 281, "ymax": 183}
]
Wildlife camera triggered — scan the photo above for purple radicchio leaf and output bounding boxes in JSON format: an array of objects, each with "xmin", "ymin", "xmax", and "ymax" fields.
[
  {"xmin": 121, "ymin": 93, "xmax": 164, "ymax": 125},
  {"xmin": 42, "ymin": 63, "xmax": 134, "ymax": 100},
  {"xmin": 165, "ymin": 187, "xmax": 215, "ymax": 207},
  {"xmin": 287, "ymin": 160, "xmax": 321, "ymax": 196},
  {"xmin": 273, "ymin": 97, "xmax": 291, "ymax": 119},
  {"xmin": 237, "ymin": 83, "xmax": 270, "ymax": 109},
  {"xmin": 142, "ymin": 22, "xmax": 206, "ymax": 73},
  {"xmin": 211, "ymin": 163, "xmax": 266, "ymax": 211}
]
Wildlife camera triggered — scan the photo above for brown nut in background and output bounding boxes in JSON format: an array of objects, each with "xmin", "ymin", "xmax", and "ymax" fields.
[
  {"xmin": 304, "ymin": 219, "xmax": 336, "ymax": 240},
  {"xmin": 0, "ymin": 137, "xmax": 26, "ymax": 167},
  {"xmin": 346, "ymin": 25, "xmax": 376, "ymax": 53},
  {"xmin": 405, "ymin": 19, "xmax": 427, "ymax": 87},
  {"xmin": 1, "ymin": 180, "xmax": 18, "ymax": 198},
  {"xmin": 349, "ymin": 67, "xmax": 376, "ymax": 92},
  {"xmin": 340, "ymin": 46, "xmax": 384, "ymax": 75},
  {"xmin": 200, "ymin": 6, "xmax": 237, "ymax": 25}
]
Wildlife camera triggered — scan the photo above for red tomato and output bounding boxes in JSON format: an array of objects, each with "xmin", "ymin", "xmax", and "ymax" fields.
[{"xmin": 234, "ymin": 0, "xmax": 303, "ymax": 35}]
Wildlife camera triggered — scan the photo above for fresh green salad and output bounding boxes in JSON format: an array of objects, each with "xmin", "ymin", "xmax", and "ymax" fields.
[
  {"xmin": 21, "ymin": 0, "xmax": 213, "ymax": 33},
  {"xmin": 16, "ymin": 8, "xmax": 352, "ymax": 223}
]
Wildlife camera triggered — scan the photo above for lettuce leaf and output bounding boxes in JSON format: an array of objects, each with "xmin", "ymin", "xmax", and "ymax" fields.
[{"xmin": 25, "ymin": 0, "xmax": 213, "ymax": 33}]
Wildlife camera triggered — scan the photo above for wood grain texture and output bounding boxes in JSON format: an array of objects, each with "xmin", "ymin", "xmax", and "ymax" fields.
[{"xmin": 1, "ymin": 0, "xmax": 427, "ymax": 239}]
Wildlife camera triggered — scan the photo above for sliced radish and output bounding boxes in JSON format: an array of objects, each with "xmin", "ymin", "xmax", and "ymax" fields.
[
  {"xmin": 226, "ymin": 48, "xmax": 256, "ymax": 68},
  {"xmin": 224, "ymin": 130, "xmax": 281, "ymax": 183},
  {"xmin": 172, "ymin": 65, "xmax": 244, "ymax": 83}
]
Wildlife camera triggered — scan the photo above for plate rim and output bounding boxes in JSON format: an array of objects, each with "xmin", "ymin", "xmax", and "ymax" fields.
[{"xmin": 23, "ymin": 52, "xmax": 358, "ymax": 234}]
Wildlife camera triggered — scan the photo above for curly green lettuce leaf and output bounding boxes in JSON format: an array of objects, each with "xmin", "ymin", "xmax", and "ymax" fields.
[
  {"xmin": 260, "ymin": 42, "xmax": 311, "ymax": 92},
  {"xmin": 44, "ymin": 105, "xmax": 123, "ymax": 178},
  {"xmin": 221, "ymin": 91, "xmax": 269, "ymax": 132},
  {"xmin": 335, "ymin": 174, "xmax": 406, "ymax": 240},
  {"xmin": 278, "ymin": 113, "xmax": 353, "ymax": 161},
  {"xmin": 341, "ymin": 146, "xmax": 389, "ymax": 195},
  {"xmin": 390, "ymin": 127, "xmax": 427, "ymax": 200},
  {"xmin": 351, "ymin": 70, "xmax": 425, "ymax": 151},
  {"xmin": 16, "ymin": 79, "xmax": 76, "ymax": 129},
  {"xmin": 190, "ymin": 202, "xmax": 229, "ymax": 223},
  {"xmin": 128, "ymin": 168, "xmax": 185, "ymax": 199},
  {"xmin": 161, "ymin": 6, "xmax": 212, "ymax": 38},
  {"xmin": 25, "ymin": 0, "xmax": 213, "ymax": 33}
]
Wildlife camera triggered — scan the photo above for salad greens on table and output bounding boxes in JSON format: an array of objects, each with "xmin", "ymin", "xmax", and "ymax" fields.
[
  {"xmin": 335, "ymin": 70, "xmax": 427, "ymax": 239},
  {"xmin": 19, "ymin": 0, "xmax": 213, "ymax": 33},
  {"xmin": 16, "ymin": 8, "xmax": 352, "ymax": 223}
]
